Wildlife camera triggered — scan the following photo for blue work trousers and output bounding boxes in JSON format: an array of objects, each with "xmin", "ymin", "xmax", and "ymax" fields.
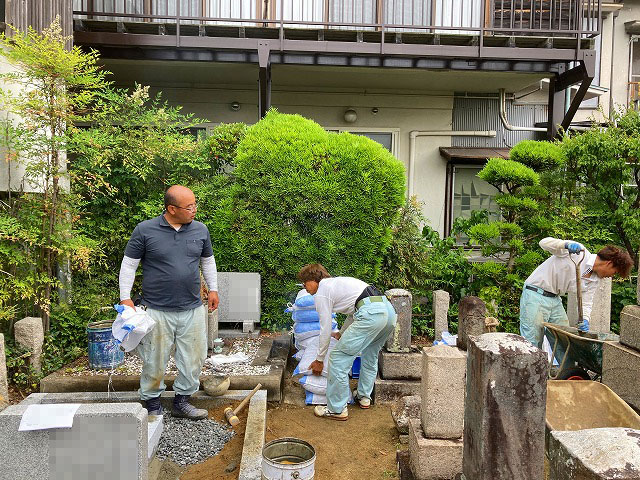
[
  {"xmin": 137, "ymin": 305, "xmax": 207, "ymax": 400},
  {"xmin": 326, "ymin": 297, "xmax": 397, "ymax": 413},
  {"xmin": 519, "ymin": 287, "xmax": 568, "ymax": 362}
]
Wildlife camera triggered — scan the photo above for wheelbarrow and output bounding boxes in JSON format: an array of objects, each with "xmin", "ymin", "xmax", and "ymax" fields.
[{"xmin": 543, "ymin": 322, "xmax": 619, "ymax": 380}]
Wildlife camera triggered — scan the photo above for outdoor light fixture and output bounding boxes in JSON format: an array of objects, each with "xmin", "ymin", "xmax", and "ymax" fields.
[
  {"xmin": 344, "ymin": 108, "xmax": 357, "ymax": 123},
  {"xmin": 230, "ymin": 101, "xmax": 241, "ymax": 111}
]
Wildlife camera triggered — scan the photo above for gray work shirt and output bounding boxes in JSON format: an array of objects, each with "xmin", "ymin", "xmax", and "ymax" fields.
[{"xmin": 124, "ymin": 214, "xmax": 214, "ymax": 311}]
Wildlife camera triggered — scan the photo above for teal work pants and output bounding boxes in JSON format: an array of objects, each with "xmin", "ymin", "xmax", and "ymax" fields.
[
  {"xmin": 136, "ymin": 305, "xmax": 207, "ymax": 400},
  {"xmin": 326, "ymin": 297, "xmax": 397, "ymax": 413},
  {"xmin": 519, "ymin": 286, "xmax": 568, "ymax": 361}
]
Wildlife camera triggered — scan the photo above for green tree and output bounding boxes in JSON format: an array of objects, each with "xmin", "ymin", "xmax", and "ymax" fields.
[{"xmin": 0, "ymin": 18, "xmax": 108, "ymax": 329}]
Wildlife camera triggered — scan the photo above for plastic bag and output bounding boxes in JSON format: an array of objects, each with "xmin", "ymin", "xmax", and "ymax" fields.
[
  {"xmin": 305, "ymin": 391, "xmax": 327, "ymax": 405},
  {"xmin": 294, "ymin": 319, "xmax": 337, "ymax": 334},
  {"xmin": 293, "ymin": 338, "xmax": 338, "ymax": 376},
  {"xmin": 112, "ymin": 305, "xmax": 156, "ymax": 352},
  {"xmin": 299, "ymin": 375, "xmax": 327, "ymax": 395}
]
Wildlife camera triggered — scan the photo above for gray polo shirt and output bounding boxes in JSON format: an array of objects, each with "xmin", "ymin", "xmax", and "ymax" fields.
[{"xmin": 124, "ymin": 214, "xmax": 214, "ymax": 311}]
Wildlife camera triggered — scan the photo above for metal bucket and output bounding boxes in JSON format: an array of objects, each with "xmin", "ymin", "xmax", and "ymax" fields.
[
  {"xmin": 87, "ymin": 322, "xmax": 124, "ymax": 369},
  {"xmin": 261, "ymin": 437, "xmax": 316, "ymax": 480}
]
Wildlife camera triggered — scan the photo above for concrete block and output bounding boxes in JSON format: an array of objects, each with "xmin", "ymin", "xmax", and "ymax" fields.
[
  {"xmin": 548, "ymin": 428, "xmax": 640, "ymax": 479},
  {"xmin": 602, "ymin": 341, "xmax": 640, "ymax": 410},
  {"xmin": 433, "ymin": 290, "xmax": 450, "ymax": 341},
  {"xmin": 620, "ymin": 305, "xmax": 640, "ymax": 351},
  {"xmin": 374, "ymin": 378, "xmax": 420, "ymax": 404},
  {"xmin": 456, "ymin": 297, "xmax": 486, "ymax": 351},
  {"xmin": 238, "ymin": 389, "xmax": 267, "ymax": 480},
  {"xmin": 385, "ymin": 289, "xmax": 412, "ymax": 353},
  {"xmin": 408, "ymin": 419, "xmax": 463, "ymax": 480},
  {"xmin": 380, "ymin": 351, "xmax": 422, "ymax": 380},
  {"xmin": 421, "ymin": 345, "xmax": 466, "ymax": 439},
  {"xmin": 207, "ymin": 309, "xmax": 219, "ymax": 350},
  {"xmin": 14, "ymin": 317, "xmax": 44, "ymax": 373},
  {"xmin": 391, "ymin": 395, "xmax": 421, "ymax": 434},
  {"xmin": 0, "ymin": 402, "xmax": 148, "ymax": 480},
  {"xmin": 463, "ymin": 333, "xmax": 547, "ymax": 480},
  {"xmin": 568, "ymin": 277, "xmax": 612, "ymax": 333},
  {"xmin": 0, "ymin": 334, "xmax": 8, "ymax": 408},
  {"xmin": 147, "ymin": 414, "xmax": 163, "ymax": 460},
  {"xmin": 217, "ymin": 272, "xmax": 261, "ymax": 326}
]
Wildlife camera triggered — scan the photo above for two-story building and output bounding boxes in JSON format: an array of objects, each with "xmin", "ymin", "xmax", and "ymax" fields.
[{"xmin": 5, "ymin": 0, "xmax": 637, "ymax": 237}]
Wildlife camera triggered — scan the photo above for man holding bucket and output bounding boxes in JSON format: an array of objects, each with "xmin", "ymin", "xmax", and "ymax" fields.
[
  {"xmin": 119, "ymin": 185, "xmax": 219, "ymax": 420},
  {"xmin": 297, "ymin": 263, "xmax": 397, "ymax": 421}
]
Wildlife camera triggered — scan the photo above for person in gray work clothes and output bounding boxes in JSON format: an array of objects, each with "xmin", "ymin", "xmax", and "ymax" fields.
[{"xmin": 119, "ymin": 185, "xmax": 219, "ymax": 420}]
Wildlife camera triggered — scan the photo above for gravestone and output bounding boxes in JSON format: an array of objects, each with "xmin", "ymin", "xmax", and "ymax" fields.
[
  {"xmin": 421, "ymin": 345, "xmax": 466, "ymax": 439},
  {"xmin": 433, "ymin": 290, "xmax": 450, "ymax": 341},
  {"xmin": 456, "ymin": 296, "xmax": 486, "ymax": 351},
  {"xmin": 463, "ymin": 333, "xmax": 547, "ymax": 480},
  {"xmin": 620, "ymin": 305, "xmax": 640, "ymax": 351},
  {"xmin": 14, "ymin": 317, "xmax": 44, "ymax": 373},
  {"xmin": 217, "ymin": 272, "xmax": 261, "ymax": 334},
  {"xmin": 207, "ymin": 309, "xmax": 219, "ymax": 350},
  {"xmin": 0, "ymin": 334, "xmax": 7, "ymax": 410},
  {"xmin": 384, "ymin": 289, "xmax": 412, "ymax": 353},
  {"xmin": 567, "ymin": 277, "xmax": 612, "ymax": 333},
  {"xmin": 602, "ymin": 341, "xmax": 640, "ymax": 410}
]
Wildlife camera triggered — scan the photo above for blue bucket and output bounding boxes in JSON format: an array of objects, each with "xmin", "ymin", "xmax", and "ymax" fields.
[
  {"xmin": 87, "ymin": 323, "xmax": 124, "ymax": 369},
  {"xmin": 351, "ymin": 356, "xmax": 361, "ymax": 379}
]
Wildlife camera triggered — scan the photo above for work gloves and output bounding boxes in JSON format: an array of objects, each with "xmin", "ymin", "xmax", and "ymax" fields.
[
  {"xmin": 577, "ymin": 319, "xmax": 590, "ymax": 332},
  {"xmin": 565, "ymin": 242, "xmax": 583, "ymax": 254}
]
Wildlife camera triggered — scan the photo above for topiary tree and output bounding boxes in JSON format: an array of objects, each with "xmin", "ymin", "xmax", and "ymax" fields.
[{"xmin": 224, "ymin": 110, "xmax": 406, "ymax": 328}]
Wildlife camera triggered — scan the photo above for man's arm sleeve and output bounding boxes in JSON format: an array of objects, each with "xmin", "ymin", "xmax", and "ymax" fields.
[
  {"xmin": 314, "ymin": 295, "xmax": 333, "ymax": 362},
  {"xmin": 539, "ymin": 237, "xmax": 584, "ymax": 257},
  {"xmin": 201, "ymin": 255, "xmax": 218, "ymax": 292},
  {"xmin": 119, "ymin": 256, "xmax": 141, "ymax": 301},
  {"xmin": 580, "ymin": 284, "xmax": 596, "ymax": 322},
  {"xmin": 124, "ymin": 225, "xmax": 145, "ymax": 259}
]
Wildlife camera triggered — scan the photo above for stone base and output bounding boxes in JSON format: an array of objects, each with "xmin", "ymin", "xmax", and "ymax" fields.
[
  {"xmin": 548, "ymin": 428, "xmax": 640, "ymax": 479},
  {"xmin": 374, "ymin": 378, "xmax": 420, "ymax": 404},
  {"xmin": 380, "ymin": 351, "xmax": 422, "ymax": 380},
  {"xmin": 620, "ymin": 305, "xmax": 640, "ymax": 351},
  {"xmin": 408, "ymin": 419, "xmax": 463, "ymax": 480},
  {"xmin": 147, "ymin": 415, "xmax": 163, "ymax": 460},
  {"xmin": 602, "ymin": 342, "xmax": 640, "ymax": 410}
]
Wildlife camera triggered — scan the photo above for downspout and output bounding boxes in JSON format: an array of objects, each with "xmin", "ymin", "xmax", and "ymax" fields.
[
  {"xmin": 407, "ymin": 129, "xmax": 497, "ymax": 198},
  {"xmin": 609, "ymin": 10, "xmax": 619, "ymax": 117},
  {"xmin": 499, "ymin": 88, "xmax": 547, "ymax": 132}
]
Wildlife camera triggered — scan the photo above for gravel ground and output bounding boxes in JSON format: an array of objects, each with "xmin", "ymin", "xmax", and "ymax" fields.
[
  {"xmin": 156, "ymin": 412, "xmax": 235, "ymax": 466},
  {"xmin": 63, "ymin": 337, "xmax": 270, "ymax": 377}
]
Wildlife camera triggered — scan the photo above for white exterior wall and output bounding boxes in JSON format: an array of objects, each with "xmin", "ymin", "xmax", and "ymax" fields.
[{"xmin": 148, "ymin": 84, "xmax": 453, "ymax": 234}]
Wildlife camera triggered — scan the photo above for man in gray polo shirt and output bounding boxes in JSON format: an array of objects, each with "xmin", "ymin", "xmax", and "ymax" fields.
[{"xmin": 119, "ymin": 185, "xmax": 219, "ymax": 420}]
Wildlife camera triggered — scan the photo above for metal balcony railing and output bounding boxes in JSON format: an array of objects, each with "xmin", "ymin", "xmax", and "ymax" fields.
[{"xmin": 72, "ymin": 0, "xmax": 601, "ymax": 39}]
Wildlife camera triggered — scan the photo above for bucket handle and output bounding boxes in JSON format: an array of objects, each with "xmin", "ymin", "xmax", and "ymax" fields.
[{"xmin": 292, "ymin": 472, "xmax": 300, "ymax": 479}]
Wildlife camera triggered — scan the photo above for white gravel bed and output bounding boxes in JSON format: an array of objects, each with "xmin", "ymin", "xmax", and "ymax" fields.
[{"xmin": 63, "ymin": 337, "xmax": 271, "ymax": 377}]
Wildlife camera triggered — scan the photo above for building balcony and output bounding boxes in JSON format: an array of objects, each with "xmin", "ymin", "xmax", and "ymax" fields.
[{"xmin": 72, "ymin": 0, "xmax": 600, "ymax": 64}]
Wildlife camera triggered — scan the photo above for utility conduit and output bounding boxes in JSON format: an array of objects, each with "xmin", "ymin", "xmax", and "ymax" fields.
[
  {"xmin": 499, "ymin": 88, "xmax": 547, "ymax": 133},
  {"xmin": 408, "ymin": 130, "xmax": 496, "ymax": 198}
]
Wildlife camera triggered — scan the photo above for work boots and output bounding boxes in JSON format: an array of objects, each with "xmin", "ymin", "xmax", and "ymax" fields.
[
  {"xmin": 172, "ymin": 394, "xmax": 208, "ymax": 420},
  {"xmin": 145, "ymin": 396, "xmax": 163, "ymax": 416}
]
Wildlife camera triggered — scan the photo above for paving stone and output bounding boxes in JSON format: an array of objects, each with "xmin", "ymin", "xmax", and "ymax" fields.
[
  {"xmin": 14, "ymin": 317, "xmax": 44, "ymax": 373},
  {"xmin": 238, "ymin": 389, "xmax": 267, "ymax": 480},
  {"xmin": 619, "ymin": 305, "xmax": 640, "ymax": 351},
  {"xmin": 0, "ymin": 402, "xmax": 148, "ymax": 480},
  {"xmin": 548, "ymin": 428, "xmax": 640, "ymax": 479},
  {"xmin": 380, "ymin": 351, "xmax": 422, "ymax": 380},
  {"xmin": 433, "ymin": 290, "xmax": 450, "ymax": 341},
  {"xmin": 409, "ymin": 419, "xmax": 463, "ymax": 480},
  {"xmin": 374, "ymin": 378, "xmax": 420, "ymax": 404},
  {"xmin": 391, "ymin": 395, "xmax": 421, "ymax": 434},
  {"xmin": 463, "ymin": 333, "xmax": 547, "ymax": 480},
  {"xmin": 602, "ymin": 341, "xmax": 640, "ymax": 410},
  {"xmin": 0, "ymin": 334, "xmax": 8, "ymax": 409},
  {"xmin": 385, "ymin": 289, "xmax": 412, "ymax": 353},
  {"xmin": 421, "ymin": 345, "xmax": 466, "ymax": 439},
  {"xmin": 456, "ymin": 297, "xmax": 486, "ymax": 351},
  {"xmin": 567, "ymin": 277, "xmax": 611, "ymax": 333}
]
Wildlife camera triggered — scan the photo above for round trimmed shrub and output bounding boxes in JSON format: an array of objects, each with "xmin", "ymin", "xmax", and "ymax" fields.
[{"xmin": 228, "ymin": 110, "xmax": 406, "ymax": 328}]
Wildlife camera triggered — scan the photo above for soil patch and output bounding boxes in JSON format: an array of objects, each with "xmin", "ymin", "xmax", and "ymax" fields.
[{"xmin": 266, "ymin": 403, "xmax": 400, "ymax": 480}]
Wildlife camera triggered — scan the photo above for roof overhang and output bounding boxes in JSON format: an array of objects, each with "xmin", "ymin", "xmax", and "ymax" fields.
[{"xmin": 439, "ymin": 147, "xmax": 510, "ymax": 164}]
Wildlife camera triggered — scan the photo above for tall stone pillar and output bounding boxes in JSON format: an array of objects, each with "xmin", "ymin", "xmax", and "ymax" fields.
[
  {"xmin": 463, "ymin": 333, "xmax": 547, "ymax": 480},
  {"xmin": 0, "ymin": 334, "xmax": 8, "ymax": 409},
  {"xmin": 14, "ymin": 317, "xmax": 45, "ymax": 374},
  {"xmin": 384, "ymin": 289, "xmax": 411, "ymax": 353},
  {"xmin": 432, "ymin": 290, "xmax": 450, "ymax": 341},
  {"xmin": 456, "ymin": 296, "xmax": 486, "ymax": 351}
]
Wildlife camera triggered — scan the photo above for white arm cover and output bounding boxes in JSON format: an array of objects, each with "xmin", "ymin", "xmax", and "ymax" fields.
[
  {"xmin": 314, "ymin": 294, "xmax": 333, "ymax": 362},
  {"xmin": 201, "ymin": 255, "xmax": 218, "ymax": 291},
  {"xmin": 119, "ymin": 256, "xmax": 140, "ymax": 301},
  {"xmin": 539, "ymin": 237, "xmax": 583, "ymax": 257}
]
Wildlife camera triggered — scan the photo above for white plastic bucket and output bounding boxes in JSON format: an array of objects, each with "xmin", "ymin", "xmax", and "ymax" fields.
[{"xmin": 261, "ymin": 437, "xmax": 316, "ymax": 480}]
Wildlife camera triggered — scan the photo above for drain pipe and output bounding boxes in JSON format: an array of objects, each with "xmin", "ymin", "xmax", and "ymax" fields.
[
  {"xmin": 408, "ymin": 129, "xmax": 496, "ymax": 198},
  {"xmin": 499, "ymin": 88, "xmax": 547, "ymax": 132}
]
